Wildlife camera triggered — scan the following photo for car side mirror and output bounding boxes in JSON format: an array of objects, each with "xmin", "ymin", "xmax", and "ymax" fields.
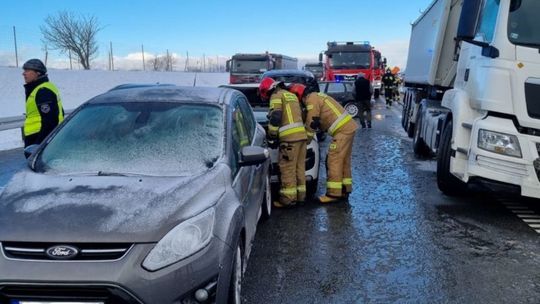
[
  {"xmin": 239, "ymin": 146, "xmax": 269, "ymax": 167},
  {"xmin": 24, "ymin": 144, "xmax": 39, "ymax": 159},
  {"xmin": 226, "ymin": 60, "xmax": 231, "ymax": 72}
]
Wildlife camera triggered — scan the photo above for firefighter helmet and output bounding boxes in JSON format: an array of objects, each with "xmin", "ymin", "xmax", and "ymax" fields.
[
  {"xmin": 259, "ymin": 77, "xmax": 278, "ymax": 100},
  {"xmin": 288, "ymin": 83, "xmax": 306, "ymax": 101}
]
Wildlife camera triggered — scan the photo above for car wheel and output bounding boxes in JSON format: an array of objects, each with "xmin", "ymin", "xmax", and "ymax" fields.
[
  {"xmin": 344, "ymin": 102, "xmax": 359, "ymax": 118},
  {"xmin": 261, "ymin": 171, "xmax": 272, "ymax": 220},
  {"xmin": 228, "ymin": 242, "xmax": 243, "ymax": 304}
]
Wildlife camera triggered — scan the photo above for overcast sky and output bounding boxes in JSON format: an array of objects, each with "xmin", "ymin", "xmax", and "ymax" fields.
[{"xmin": 0, "ymin": 0, "xmax": 433, "ymax": 70}]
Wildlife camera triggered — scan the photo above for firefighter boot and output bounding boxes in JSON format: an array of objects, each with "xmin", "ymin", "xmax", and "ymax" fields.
[{"xmin": 318, "ymin": 195, "xmax": 340, "ymax": 204}]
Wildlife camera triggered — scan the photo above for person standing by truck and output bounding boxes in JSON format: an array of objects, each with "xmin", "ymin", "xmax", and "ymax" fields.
[
  {"xmin": 22, "ymin": 59, "xmax": 64, "ymax": 149},
  {"xmin": 289, "ymin": 84, "xmax": 358, "ymax": 203},
  {"xmin": 382, "ymin": 68, "xmax": 396, "ymax": 108},
  {"xmin": 354, "ymin": 72, "xmax": 373, "ymax": 129},
  {"xmin": 259, "ymin": 77, "xmax": 307, "ymax": 208}
]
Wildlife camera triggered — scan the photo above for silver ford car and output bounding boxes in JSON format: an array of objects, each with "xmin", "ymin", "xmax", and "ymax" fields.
[{"xmin": 0, "ymin": 85, "xmax": 271, "ymax": 303}]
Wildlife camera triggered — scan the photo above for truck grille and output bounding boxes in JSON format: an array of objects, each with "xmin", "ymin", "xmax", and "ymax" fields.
[{"xmin": 1, "ymin": 242, "xmax": 132, "ymax": 261}]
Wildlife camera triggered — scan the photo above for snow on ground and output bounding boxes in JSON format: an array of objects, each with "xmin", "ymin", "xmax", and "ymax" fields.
[{"xmin": 0, "ymin": 67, "xmax": 229, "ymax": 151}]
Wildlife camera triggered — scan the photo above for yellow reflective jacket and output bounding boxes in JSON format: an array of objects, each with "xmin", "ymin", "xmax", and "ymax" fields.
[
  {"xmin": 267, "ymin": 88, "xmax": 307, "ymax": 142},
  {"xmin": 24, "ymin": 82, "xmax": 64, "ymax": 136},
  {"xmin": 304, "ymin": 92, "xmax": 358, "ymax": 138}
]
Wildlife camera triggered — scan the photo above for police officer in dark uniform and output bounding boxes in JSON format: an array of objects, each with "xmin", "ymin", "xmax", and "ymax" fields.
[
  {"xmin": 22, "ymin": 59, "xmax": 64, "ymax": 149},
  {"xmin": 354, "ymin": 72, "xmax": 373, "ymax": 129}
]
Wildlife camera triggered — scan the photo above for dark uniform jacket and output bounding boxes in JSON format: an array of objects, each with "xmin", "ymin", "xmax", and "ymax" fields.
[
  {"xmin": 23, "ymin": 76, "xmax": 63, "ymax": 147},
  {"xmin": 354, "ymin": 76, "xmax": 372, "ymax": 105}
]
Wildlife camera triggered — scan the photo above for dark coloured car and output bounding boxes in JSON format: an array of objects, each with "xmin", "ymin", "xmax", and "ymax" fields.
[
  {"xmin": 0, "ymin": 85, "xmax": 271, "ymax": 303},
  {"xmin": 262, "ymin": 69, "xmax": 320, "ymax": 94},
  {"xmin": 319, "ymin": 81, "xmax": 359, "ymax": 117}
]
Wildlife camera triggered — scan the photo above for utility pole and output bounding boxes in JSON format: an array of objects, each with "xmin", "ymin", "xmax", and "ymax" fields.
[
  {"xmin": 110, "ymin": 41, "xmax": 114, "ymax": 71},
  {"xmin": 203, "ymin": 54, "xmax": 206, "ymax": 72},
  {"xmin": 185, "ymin": 51, "xmax": 189, "ymax": 72},
  {"xmin": 141, "ymin": 44, "xmax": 145, "ymax": 71},
  {"xmin": 216, "ymin": 55, "xmax": 219, "ymax": 72},
  {"xmin": 13, "ymin": 26, "xmax": 19, "ymax": 68},
  {"xmin": 166, "ymin": 49, "xmax": 170, "ymax": 71},
  {"xmin": 44, "ymin": 45, "xmax": 48, "ymax": 66},
  {"xmin": 69, "ymin": 50, "xmax": 73, "ymax": 70}
]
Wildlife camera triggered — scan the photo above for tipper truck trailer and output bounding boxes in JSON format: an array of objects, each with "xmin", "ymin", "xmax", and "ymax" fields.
[{"xmin": 401, "ymin": 0, "xmax": 540, "ymax": 197}]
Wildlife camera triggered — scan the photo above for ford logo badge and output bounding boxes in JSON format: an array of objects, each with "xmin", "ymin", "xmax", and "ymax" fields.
[{"xmin": 45, "ymin": 245, "xmax": 79, "ymax": 260}]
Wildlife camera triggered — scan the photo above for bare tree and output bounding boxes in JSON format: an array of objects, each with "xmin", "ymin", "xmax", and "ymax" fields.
[
  {"xmin": 41, "ymin": 11, "xmax": 102, "ymax": 70},
  {"xmin": 148, "ymin": 54, "xmax": 177, "ymax": 72}
]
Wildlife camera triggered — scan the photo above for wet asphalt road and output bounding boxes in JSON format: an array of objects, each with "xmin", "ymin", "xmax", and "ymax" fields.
[
  {"xmin": 0, "ymin": 98, "xmax": 539, "ymax": 303},
  {"xmin": 242, "ymin": 98, "xmax": 540, "ymax": 303}
]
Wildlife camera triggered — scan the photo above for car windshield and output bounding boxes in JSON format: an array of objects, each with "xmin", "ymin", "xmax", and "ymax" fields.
[
  {"xmin": 232, "ymin": 59, "xmax": 268, "ymax": 73},
  {"xmin": 508, "ymin": 0, "xmax": 540, "ymax": 48},
  {"xmin": 36, "ymin": 103, "xmax": 224, "ymax": 176},
  {"xmin": 329, "ymin": 52, "xmax": 371, "ymax": 69}
]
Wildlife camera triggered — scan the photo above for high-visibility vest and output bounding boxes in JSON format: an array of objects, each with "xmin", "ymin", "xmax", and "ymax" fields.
[{"xmin": 24, "ymin": 82, "xmax": 64, "ymax": 136}]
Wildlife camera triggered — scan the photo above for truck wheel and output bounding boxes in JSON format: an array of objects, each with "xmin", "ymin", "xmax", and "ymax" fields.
[
  {"xmin": 374, "ymin": 89, "xmax": 380, "ymax": 99},
  {"xmin": 407, "ymin": 122, "xmax": 415, "ymax": 138},
  {"xmin": 401, "ymin": 93, "xmax": 409, "ymax": 129},
  {"xmin": 437, "ymin": 120, "xmax": 468, "ymax": 196},
  {"xmin": 412, "ymin": 109, "xmax": 431, "ymax": 157}
]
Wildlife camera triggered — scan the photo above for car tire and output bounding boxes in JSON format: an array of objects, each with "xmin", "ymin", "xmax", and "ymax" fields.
[
  {"xmin": 261, "ymin": 171, "xmax": 272, "ymax": 220},
  {"xmin": 344, "ymin": 102, "xmax": 359, "ymax": 118},
  {"xmin": 228, "ymin": 241, "xmax": 243, "ymax": 304},
  {"xmin": 437, "ymin": 120, "xmax": 468, "ymax": 196},
  {"xmin": 306, "ymin": 178, "xmax": 319, "ymax": 200}
]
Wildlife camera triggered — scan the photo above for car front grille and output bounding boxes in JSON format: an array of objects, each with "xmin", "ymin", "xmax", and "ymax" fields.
[
  {"xmin": 1, "ymin": 242, "xmax": 132, "ymax": 261},
  {"xmin": 0, "ymin": 284, "xmax": 141, "ymax": 304}
]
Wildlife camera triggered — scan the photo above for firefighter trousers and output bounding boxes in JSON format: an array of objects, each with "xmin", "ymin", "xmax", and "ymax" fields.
[
  {"xmin": 278, "ymin": 140, "xmax": 307, "ymax": 205},
  {"xmin": 326, "ymin": 130, "xmax": 355, "ymax": 197}
]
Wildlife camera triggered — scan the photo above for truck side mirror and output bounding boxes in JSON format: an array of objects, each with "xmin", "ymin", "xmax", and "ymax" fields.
[
  {"xmin": 383, "ymin": 57, "xmax": 387, "ymax": 65},
  {"xmin": 456, "ymin": 0, "xmax": 483, "ymax": 41},
  {"xmin": 225, "ymin": 60, "xmax": 231, "ymax": 72},
  {"xmin": 318, "ymin": 53, "xmax": 323, "ymax": 62}
]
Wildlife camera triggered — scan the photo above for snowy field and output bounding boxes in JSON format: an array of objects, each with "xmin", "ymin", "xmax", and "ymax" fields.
[{"xmin": 0, "ymin": 67, "xmax": 229, "ymax": 150}]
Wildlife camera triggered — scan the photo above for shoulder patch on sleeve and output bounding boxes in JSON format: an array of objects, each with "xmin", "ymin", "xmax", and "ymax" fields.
[{"xmin": 40, "ymin": 104, "xmax": 51, "ymax": 113}]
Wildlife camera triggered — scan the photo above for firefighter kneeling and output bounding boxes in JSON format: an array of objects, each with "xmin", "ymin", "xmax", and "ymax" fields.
[
  {"xmin": 259, "ymin": 77, "xmax": 308, "ymax": 208},
  {"xmin": 289, "ymin": 84, "xmax": 358, "ymax": 203}
]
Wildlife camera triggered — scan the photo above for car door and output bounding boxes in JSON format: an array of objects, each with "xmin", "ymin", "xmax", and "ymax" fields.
[{"xmin": 230, "ymin": 98, "xmax": 259, "ymax": 246}]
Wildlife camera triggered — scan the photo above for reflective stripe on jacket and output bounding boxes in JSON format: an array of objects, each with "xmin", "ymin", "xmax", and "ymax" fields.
[
  {"xmin": 267, "ymin": 88, "xmax": 307, "ymax": 142},
  {"xmin": 304, "ymin": 92, "xmax": 358, "ymax": 136},
  {"xmin": 24, "ymin": 82, "xmax": 64, "ymax": 136}
]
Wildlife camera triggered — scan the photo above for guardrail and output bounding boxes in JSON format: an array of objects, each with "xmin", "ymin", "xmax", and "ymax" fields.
[{"xmin": 0, "ymin": 110, "xmax": 74, "ymax": 132}]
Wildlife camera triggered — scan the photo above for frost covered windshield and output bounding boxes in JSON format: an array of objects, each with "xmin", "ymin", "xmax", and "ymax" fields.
[
  {"xmin": 508, "ymin": 0, "xmax": 540, "ymax": 48},
  {"xmin": 329, "ymin": 52, "xmax": 371, "ymax": 69},
  {"xmin": 37, "ymin": 103, "xmax": 223, "ymax": 176}
]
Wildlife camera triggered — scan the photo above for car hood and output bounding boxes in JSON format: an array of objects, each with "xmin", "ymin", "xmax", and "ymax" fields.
[{"xmin": 0, "ymin": 164, "xmax": 230, "ymax": 243}]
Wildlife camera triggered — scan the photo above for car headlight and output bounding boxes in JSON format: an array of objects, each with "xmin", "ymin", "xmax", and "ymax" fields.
[
  {"xmin": 143, "ymin": 208, "xmax": 215, "ymax": 271},
  {"xmin": 478, "ymin": 129, "xmax": 522, "ymax": 158}
]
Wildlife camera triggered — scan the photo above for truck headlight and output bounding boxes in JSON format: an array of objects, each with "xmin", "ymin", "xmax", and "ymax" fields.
[
  {"xmin": 478, "ymin": 129, "xmax": 522, "ymax": 158},
  {"xmin": 143, "ymin": 208, "xmax": 215, "ymax": 271}
]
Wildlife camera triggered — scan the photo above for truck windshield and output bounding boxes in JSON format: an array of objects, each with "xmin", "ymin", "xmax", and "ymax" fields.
[
  {"xmin": 306, "ymin": 66, "xmax": 323, "ymax": 73},
  {"xmin": 329, "ymin": 52, "xmax": 371, "ymax": 69},
  {"xmin": 508, "ymin": 0, "xmax": 540, "ymax": 48},
  {"xmin": 232, "ymin": 59, "xmax": 268, "ymax": 73}
]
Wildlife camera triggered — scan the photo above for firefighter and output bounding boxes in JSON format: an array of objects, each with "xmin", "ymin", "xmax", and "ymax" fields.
[
  {"xmin": 259, "ymin": 77, "xmax": 308, "ymax": 208},
  {"xmin": 382, "ymin": 68, "xmax": 396, "ymax": 108},
  {"xmin": 354, "ymin": 72, "xmax": 373, "ymax": 129},
  {"xmin": 289, "ymin": 84, "xmax": 358, "ymax": 203},
  {"xmin": 22, "ymin": 59, "xmax": 64, "ymax": 150}
]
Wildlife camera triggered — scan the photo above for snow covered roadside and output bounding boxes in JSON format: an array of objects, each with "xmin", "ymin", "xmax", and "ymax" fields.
[{"xmin": 0, "ymin": 67, "xmax": 229, "ymax": 151}]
